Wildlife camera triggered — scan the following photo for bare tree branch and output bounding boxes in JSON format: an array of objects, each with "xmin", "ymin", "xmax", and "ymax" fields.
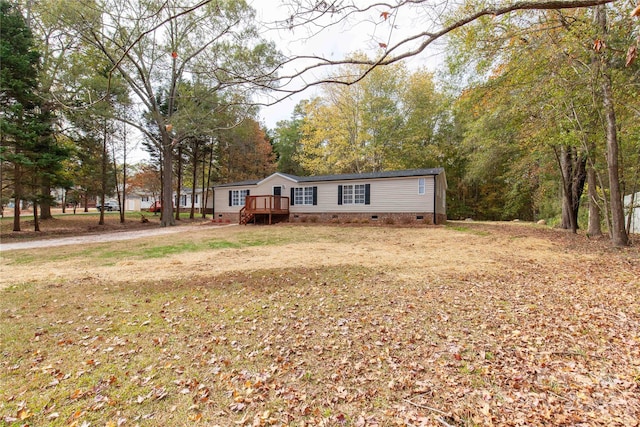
[{"xmin": 257, "ymin": 0, "xmax": 618, "ymax": 105}]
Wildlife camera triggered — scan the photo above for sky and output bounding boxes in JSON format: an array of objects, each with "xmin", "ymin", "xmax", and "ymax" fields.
[
  {"xmin": 249, "ymin": 0, "xmax": 445, "ymax": 129},
  {"xmin": 128, "ymin": 1, "xmax": 445, "ymax": 163}
]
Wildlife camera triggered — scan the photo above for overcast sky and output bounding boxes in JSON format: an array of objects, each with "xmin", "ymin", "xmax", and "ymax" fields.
[
  {"xmin": 249, "ymin": 0, "xmax": 445, "ymax": 129},
  {"xmin": 129, "ymin": 1, "xmax": 445, "ymax": 163}
]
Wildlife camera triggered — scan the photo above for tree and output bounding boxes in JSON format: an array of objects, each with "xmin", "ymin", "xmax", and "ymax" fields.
[
  {"xmin": 17, "ymin": 0, "xmax": 85, "ymax": 220},
  {"xmin": 0, "ymin": 0, "xmax": 48, "ymax": 232},
  {"xmin": 60, "ymin": 0, "xmax": 280, "ymax": 226},
  {"xmin": 272, "ymin": 101, "xmax": 308, "ymax": 176},
  {"xmin": 594, "ymin": 4, "xmax": 629, "ymax": 246},
  {"xmin": 295, "ymin": 59, "xmax": 447, "ymax": 175},
  {"xmin": 128, "ymin": 163, "xmax": 161, "ymax": 203},
  {"xmin": 441, "ymin": 3, "xmax": 637, "ymax": 242},
  {"xmin": 261, "ymin": 0, "xmax": 617, "ymax": 98},
  {"xmin": 216, "ymin": 118, "xmax": 276, "ymax": 182}
]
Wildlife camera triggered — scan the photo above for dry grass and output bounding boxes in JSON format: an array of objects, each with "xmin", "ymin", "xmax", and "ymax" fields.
[
  {"xmin": 1, "ymin": 221, "xmax": 639, "ymax": 426},
  {"xmin": 0, "ymin": 211, "xmax": 194, "ymax": 242}
]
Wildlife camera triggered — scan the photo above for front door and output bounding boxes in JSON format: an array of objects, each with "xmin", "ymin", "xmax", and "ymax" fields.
[{"xmin": 273, "ymin": 186, "xmax": 282, "ymax": 210}]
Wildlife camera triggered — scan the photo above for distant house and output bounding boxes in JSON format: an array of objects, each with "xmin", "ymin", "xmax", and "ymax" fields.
[
  {"xmin": 174, "ymin": 188, "xmax": 212, "ymax": 214},
  {"xmin": 624, "ymin": 192, "xmax": 640, "ymax": 234},
  {"xmin": 212, "ymin": 168, "xmax": 446, "ymax": 225},
  {"xmin": 124, "ymin": 191, "xmax": 155, "ymax": 211},
  {"xmin": 123, "ymin": 188, "xmax": 213, "ymax": 214}
]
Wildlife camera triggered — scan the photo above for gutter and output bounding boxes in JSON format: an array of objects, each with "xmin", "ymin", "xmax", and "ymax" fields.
[{"xmin": 433, "ymin": 175, "xmax": 437, "ymax": 225}]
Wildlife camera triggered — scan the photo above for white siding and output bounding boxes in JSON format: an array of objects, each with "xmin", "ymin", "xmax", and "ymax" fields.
[
  {"xmin": 213, "ymin": 171, "xmax": 446, "ymax": 216},
  {"xmin": 214, "ymin": 186, "xmax": 252, "ymax": 214},
  {"xmin": 255, "ymin": 174, "xmax": 297, "ymax": 195},
  {"xmin": 214, "ymin": 174, "xmax": 298, "ymax": 214},
  {"xmin": 291, "ymin": 176, "xmax": 436, "ymax": 214},
  {"xmin": 625, "ymin": 192, "xmax": 640, "ymax": 234}
]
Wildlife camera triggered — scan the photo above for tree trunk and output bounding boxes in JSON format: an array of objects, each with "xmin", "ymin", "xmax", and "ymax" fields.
[
  {"xmin": 587, "ymin": 165, "xmax": 602, "ymax": 237},
  {"xmin": 602, "ymin": 71, "xmax": 628, "ymax": 246},
  {"xmin": 13, "ymin": 164, "xmax": 21, "ymax": 232},
  {"xmin": 557, "ymin": 146, "xmax": 585, "ymax": 233},
  {"xmin": 62, "ymin": 188, "xmax": 67, "ymax": 214},
  {"xmin": 32, "ymin": 201, "xmax": 40, "ymax": 232},
  {"xmin": 160, "ymin": 137, "xmax": 175, "ymax": 227},
  {"xmin": 120, "ymin": 124, "xmax": 127, "ymax": 223},
  {"xmin": 175, "ymin": 145, "xmax": 182, "ymax": 221},
  {"xmin": 39, "ymin": 178, "xmax": 52, "ymax": 220},
  {"xmin": 190, "ymin": 141, "xmax": 199, "ymax": 219},
  {"xmin": 596, "ymin": 5, "xmax": 628, "ymax": 247},
  {"xmin": 203, "ymin": 145, "xmax": 214, "ymax": 219},
  {"xmin": 99, "ymin": 121, "xmax": 107, "ymax": 226}
]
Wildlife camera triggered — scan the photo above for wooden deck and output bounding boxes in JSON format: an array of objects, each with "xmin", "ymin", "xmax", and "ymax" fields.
[{"xmin": 240, "ymin": 195, "xmax": 290, "ymax": 225}]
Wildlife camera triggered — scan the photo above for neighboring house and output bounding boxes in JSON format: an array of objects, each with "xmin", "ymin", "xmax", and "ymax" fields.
[
  {"xmin": 624, "ymin": 191, "xmax": 640, "ymax": 234},
  {"xmin": 212, "ymin": 168, "xmax": 447, "ymax": 225},
  {"xmin": 124, "ymin": 192, "xmax": 155, "ymax": 212},
  {"xmin": 174, "ymin": 188, "xmax": 213, "ymax": 214},
  {"xmin": 124, "ymin": 188, "xmax": 213, "ymax": 213}
]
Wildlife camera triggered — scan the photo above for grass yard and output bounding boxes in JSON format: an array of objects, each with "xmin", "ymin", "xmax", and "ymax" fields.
[{"xmin": 0, "ymin": 221, "xmax": 639, "ymax": 426}]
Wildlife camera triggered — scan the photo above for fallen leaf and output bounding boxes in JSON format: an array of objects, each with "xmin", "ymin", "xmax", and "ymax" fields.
[
  {"xmin": 626, "ymin": 45, "xmax": 637, "ymax": 67},
  {"xmin": 188, "ymin": 412, "xmax": 203, "ymax": 421},
  {"xmin": 17, "ymin": 408, "xmax": 32, "ymax": 420}
]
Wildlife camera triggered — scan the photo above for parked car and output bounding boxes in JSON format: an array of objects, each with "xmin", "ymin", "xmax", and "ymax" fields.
[
  {"xmin": 96, "ymin": 202, "xmax": 120, "ymax": 212},
  {"xmin": 148, "ymin": 201, "xmax": 174, "ymax": 212},
  {"xmin": 148, "ymin": 201, "xmax": 162, "ymax": 212}
]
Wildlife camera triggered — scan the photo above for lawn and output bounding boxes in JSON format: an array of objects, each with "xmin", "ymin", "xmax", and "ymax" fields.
[{"xmin": 1, "ymin": 221, "xmax": 639, "ymax": 426}]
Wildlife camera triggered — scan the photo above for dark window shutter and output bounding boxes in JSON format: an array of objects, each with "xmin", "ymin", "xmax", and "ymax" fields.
[
  {"xmin": 229, "ymin": 190, "xmax": 232, "ymax": 206},
  {"xmin": 246, "ymin": 189, "xmax": 250, "ymax": 195},
  {"xmin": 313, "ymin": 186, "xmax": 318, "ymax": 205},
  {"xmin": 290, "ymin": 187, "xmax": 295, "ymax": 205},
  {"xmin": 338, "ymin": 185, "xmax": 343, "ymax": 205},
  {"xmin": 365, "ymin": 184, "xmax": 371, "ymax": 205}
]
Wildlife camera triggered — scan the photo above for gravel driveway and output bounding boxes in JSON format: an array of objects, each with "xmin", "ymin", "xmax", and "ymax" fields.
[{"xmin": 0, "ymin": 224, "xmax": 235, "ymax": 251}]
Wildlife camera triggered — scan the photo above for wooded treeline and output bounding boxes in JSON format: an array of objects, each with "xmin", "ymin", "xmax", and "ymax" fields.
[
  {"xmin": 1, "ymin": 0, "xmax": 279, "ymax": 229},
  {"xmin": 1, "ymin": 0, "xmax": 638, "ymax": 246},
  {"xmin": 271, "ymin": 3, "xmax": 639, "ymax": 246}
]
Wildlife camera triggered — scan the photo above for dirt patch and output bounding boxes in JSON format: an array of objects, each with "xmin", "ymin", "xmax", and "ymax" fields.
[{"xmin": 2, "ymin": 222, "xmax": 635, "ymax": 290}]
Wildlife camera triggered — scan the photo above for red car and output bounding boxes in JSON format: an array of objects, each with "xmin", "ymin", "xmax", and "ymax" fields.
[{"xmin": 148, "ymin": 201, "xmax": 162, "ymax": 212}]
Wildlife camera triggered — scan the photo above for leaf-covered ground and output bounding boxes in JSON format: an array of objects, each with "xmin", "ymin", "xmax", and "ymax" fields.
[{"xmin": 1, "ymin": 223, "xmax": 639, "ymax": 426}]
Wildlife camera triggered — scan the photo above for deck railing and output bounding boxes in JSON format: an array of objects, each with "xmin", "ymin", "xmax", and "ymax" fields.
[
  {"xmin": 240, "ymin": 195, "xmax": 290, "ymax": 224},
  {"xmin": 246, "ymin": 195, "xmax": 289, "ymax": 213}
]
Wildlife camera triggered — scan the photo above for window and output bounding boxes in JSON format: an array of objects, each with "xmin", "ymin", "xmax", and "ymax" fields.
[
  {"xmin": 354, "ymin": 184, "xmax": 366, "ymax": 204},
  {"xmin": 141, "ymin": 196, "xmax": 149, "ymax": 202},
  {"xmin": 418, "ymin": 178, "xmax": 426, "ymax": 195},
  {"xmin": 230, "ymin": 189, "xmax": 249, "ymax": 206},
  {"xmin": 180, "ymin": 195, "xmax": 187, "ymax": 206},
  {"xmin": 194, "ymin": 194, "xmax": 198, "ymax": 204},
  {"xmin": 293, "ymin": 187, "xmax": 316, "ymax": 205},
  {"xmin": 342, "ymin": 184, "xmax": 366, "ymax": 204}
]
